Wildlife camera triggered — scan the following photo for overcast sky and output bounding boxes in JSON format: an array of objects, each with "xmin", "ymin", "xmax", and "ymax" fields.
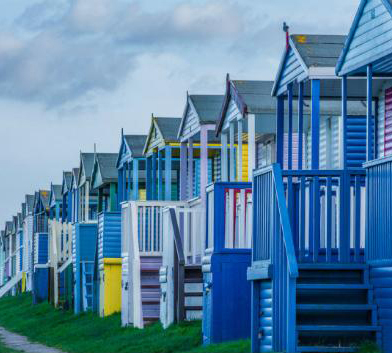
[{"xmin": 0, "ymin": 0, "xmax": 359, "ymax": 226}]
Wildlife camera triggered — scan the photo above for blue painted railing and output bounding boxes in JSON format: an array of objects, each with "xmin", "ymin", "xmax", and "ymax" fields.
[
  {"xmin": 365, "ymin": 156, "xmax": 392, "ymax": 264},
  {"xmin": 252, "ymin": 164, "xmax": 298, "ymax": 353},
  {"xmin": 280, "ymin": 168, "xmax": 366, "ymax": 264}
]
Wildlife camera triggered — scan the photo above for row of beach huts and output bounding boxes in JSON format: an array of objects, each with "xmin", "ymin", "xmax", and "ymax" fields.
[{"xmin": 2, "ymin": 1, "xmax": 392, "ymax": 352}]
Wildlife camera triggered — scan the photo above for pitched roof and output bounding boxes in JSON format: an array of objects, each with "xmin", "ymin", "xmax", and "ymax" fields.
[
  {"xmin": 71, "ymin": 168, "xmax": 80, "ymax": 188},
  {"xmin": 80, "ymin": 153, "xmax": 95, "ymax": 180},
  {"xmin": 25, "ymin": 195, "xmax": 34, "ymax": 213},
  {"xmin": 291, "ymin": 34, "xmax": 346, "ymax": 68},
  {"xmin": 93, "ymin": 153, "xmax": 118, "ymax": 186},
  {"xmin": 154, "ymin": 117, "xmax": 181, "ymax": 141},
  {"xmin": 124, "ymin": 135, "xmax": 147, "ymax": 158},
  {"xmin": 5, "ymin": 221, "xmax": 13, "ymax": 234},
  {"xmin": 216, "ymin": 79, "xmax": 275, "ymax": 135},
  {"xmin": 63, "ymin": 171, "xmax": 72, "ymax": 191},
  {"xmin": 190, "ymin": 95, "xmax": 224, "ymax": 123},
  {"xmin": 51, "ymin": 184, "xmax": 62, "ymax": 202}
]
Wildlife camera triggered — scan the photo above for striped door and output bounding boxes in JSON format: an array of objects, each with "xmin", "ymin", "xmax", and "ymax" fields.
[{"xmin": 385, "ymin": 87, "xmax": 392, "ymax": 156}]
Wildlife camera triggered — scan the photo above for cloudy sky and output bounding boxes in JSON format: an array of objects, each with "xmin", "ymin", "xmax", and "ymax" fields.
[{"xmin": 0, "ymin": 0, "xmax": 359, "ymax": 226}]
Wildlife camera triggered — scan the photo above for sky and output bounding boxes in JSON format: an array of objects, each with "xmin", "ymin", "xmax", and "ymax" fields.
[{"xmin": 0, "ymin": 0, "xmax": 360, "ymax": 226}]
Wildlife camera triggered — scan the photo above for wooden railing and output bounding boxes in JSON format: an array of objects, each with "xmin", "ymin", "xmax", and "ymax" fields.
[
  {"xmin": 282, "ymin": 168, "xmax": 366, "ymax": 264},
  {"xmin": 121, "ymin": 200, "xmax": 186, "ymax": 328},
  {"xmin": 206, "ymin": 182, "xmax": 252, "ymax": 251},
  {"xmin": 365, "ymin": 156, "xmax": 392, "ymax": 263},
  {"xmin": 252, "ymin": 164, "xmax": 298, "ymax": 353}
]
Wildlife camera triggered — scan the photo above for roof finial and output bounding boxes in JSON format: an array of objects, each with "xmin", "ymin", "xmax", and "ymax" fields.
[
  {"xmin": 283, "ymin": 22, "xmax": 290, "ymax": 51},
  {"xmin": 121, "ymin": 128, "xmax": 124, "ymax": 138}
]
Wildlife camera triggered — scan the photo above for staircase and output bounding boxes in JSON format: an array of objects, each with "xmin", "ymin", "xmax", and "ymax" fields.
[
  {"xmin": 0, "ymin": 272, "xmax": 22, "ymax": 298},
  {"xmin": 184, "ymin": 265, "xmax": 203, "ymax": 320},
  {"xmin": 140, "ymin": 256, "xmax": 162, "ymax": 325},
  {"xmin": 82, "ymin": 262, "xmax": 94, "ymax": 311},
  {"xmin": 296, "ymin": 264, "xmax": 381, "ymax": 353}
]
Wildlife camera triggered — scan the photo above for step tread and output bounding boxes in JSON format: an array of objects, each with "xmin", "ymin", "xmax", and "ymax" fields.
[
  {"xmin": 142, "ymin": 300, "xmax": 160, "ymax": 304},
  {"xmin": 298, "ymin": 263, "xmax": 367, "ymax": 270},
  {"xmin": 297, "ymin": 325, "xmax": 381, "ymax": 332},
  {"xmin": 185, "ymin": 305, "xmax": 203, "ymax": 311},
  {"xmin": 297, "ymin": 346, "xmax": 357, "ymax": 352},
  {"xmin": 297, "ymin": 284, "xmax": 370, "ymax": 290},
  {"xmin": 297, "ymin": 304, "xmax": 376, "ymax": 311},
  {"xmin": 185, "ymin": 292, "xmax": 203, "ymax": 297}
]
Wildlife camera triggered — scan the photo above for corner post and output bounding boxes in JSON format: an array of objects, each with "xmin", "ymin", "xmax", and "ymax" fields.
[
  {"xmin": 276, "ymin": 95, "xmax": 285, "ymax": 167},
  {"xmin": 146, "ymin": 156, "xmax": 152, "ymax": 200},
  {"xmin": 237, "ymin": 119, "xmax": 243, "ymax": 180},
  {"xmin": 342, "ymin": 75, "xmax": 348, "ymax": 169},
  {"xmin": 311, "ymin": 79, "xmax": 320, "ymax": 169},
  {"xmin": 180, "ymin": 142, "xmax": 188, "ymax": 200},
  {"xmin": 367, "ymin": 64, "xmax": 373, "ymax": 162},
  {"xmin": 221, "ymin": 132, "xmax": 228, "ymax": 182},
  {"xmin": 229, "ymin": 121, "xmax": 235, "ymax": 181},
  {"xmin": 152, "ymin": 152, "xmax": 157, "ymax": 200},
  {"xmin": 298, "ymin": 81, "xmax": 304, "ymax": 170},
  {"xmin": 248, "ymin": 114, "xmax": 256, "ymax": 181},
  {"xmin": 188, "ymin": 138, "xmax": 194, "ymax": 199},
  {"xmin": 132, "ymin": 159, "xmax": 139, "ymax": 201},
  {"xmin": 200, "ymin": 126, "xmax": 208, "ymax": 205},
  {"xmin": 288, "ymin": 83, "xmax": 293, "ymax": 170},
  {"xmin": 157, "ymin": 149, "xmax": 163, "ymax": 200},
  {"xmin": 165, "ymin": 146, "xmax": 172, "ymax": 201}
]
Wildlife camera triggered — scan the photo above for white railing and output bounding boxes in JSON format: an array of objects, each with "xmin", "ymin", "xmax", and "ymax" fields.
[
  {"xmin": 121, "ymin": 200, "xmax": 187, "ymax": 328},
  {"xmin": 160, "ymin": 204, "xmax": 205, "ymax": 328}
]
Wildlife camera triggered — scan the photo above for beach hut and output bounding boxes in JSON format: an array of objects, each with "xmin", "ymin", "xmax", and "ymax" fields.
[
  {"xmin": 159, "ymin": 94, "xmax": 224, "ymax": 329},
  {"xmin": 121, "ymin": 116, "xmax": 187, "ymax": 328},
  {"xmin": 91, "ymin": 152, "xmax": 122, "ymax": 317},
  {"xmin": 56, "ymin": 171, "xmax": 74, "ymax": 309},
  {"xmin": 48, "ymin": 184, "xmax": 63, "ymax": 305},
  {"xmin": 335, "ymin": 1, "xmax": 392, "ymax": 351},
  {"xmin": 32, "ymin": 190, "xmax": 50, "ymax": 304},
  {"xmin": 117, "ymin": 133, "xmax": 148, "ymax": 203},
  {"xmin": 249, "ymin": 31, "xmax": 376, "ymax": 353},
  {"xmin": 23, "ymin": 194, "xmax": 34, "ymax": 292},
  {"xmin": 73, "ymin": 153, "xmax": 98, "ymax": 313}
]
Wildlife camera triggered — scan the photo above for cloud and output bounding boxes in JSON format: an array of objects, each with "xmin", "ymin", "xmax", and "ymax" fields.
[{"xmin": 0, "ymin": 0, "xmax": 246, "ymax": 109}]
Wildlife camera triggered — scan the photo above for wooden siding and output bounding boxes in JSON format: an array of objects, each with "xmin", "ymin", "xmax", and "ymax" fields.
[
  {"xmin": 276, "ymin": 48, "xmax": 307, "ymax": 96},
  {"xmin": 146, "ymin": 122, "xmax": 165, "ymax": 155},
  {"xmin": 340, "ymin": 0, "xmax": 392, "ymax": 74},
  {"xmin": 378, "ymin": 85, "xmax": 386, "ymax": 158},
  {"xmin": 222, "ymin": 98, "xmax": 241, "ymax": 131},
  {"xmin": 370, "ymin": 265, "xmax": 392, "ymax": 353},
  {"xmin": 385, "ymin": 87, "xmax": 392, "ymax": 156},
  {"xmin": 256, "ymin": 140, "xmax": 275, "ymax": 169},
  {"xmin": 181, "ymin": 103, "xmax": 201, "ymax": 140}
]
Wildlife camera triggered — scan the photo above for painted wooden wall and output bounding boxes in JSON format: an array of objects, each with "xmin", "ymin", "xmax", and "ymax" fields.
[
  {"xmin": 370, "ymin": 265, "xmax": 392, "ymax": 353},
  {"xmin": 340, "ymin": 0, "xmax": 392, "ymax": 75},
  {"xmin": 181, "ymin": 103, "xmax": 200, "ymax": 140},
  {"xmin": 276, "ymin": 47, "xmax": 306, "ymax": 96}
]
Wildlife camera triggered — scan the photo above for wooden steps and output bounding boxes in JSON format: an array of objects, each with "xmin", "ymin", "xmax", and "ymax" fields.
[
  {"xmin": 296, "ymin": 264, "xmax": 381, "ymax": 352},
  {"xmin": 140, "ymin": 256, "xmax": 161, "ymax": 326},
  {"xmin": 184, "ymin": 265, "xmax": 203, "ymax": 321}
]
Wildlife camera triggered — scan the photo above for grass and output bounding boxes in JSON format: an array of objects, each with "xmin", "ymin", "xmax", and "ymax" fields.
[
  {"xmin": 0, "ymin": 294, "xmax": 382, "ymax": 353},
  {"xmin": 0, "ymin": 294, "xmax": 250, "ymax": 353}
]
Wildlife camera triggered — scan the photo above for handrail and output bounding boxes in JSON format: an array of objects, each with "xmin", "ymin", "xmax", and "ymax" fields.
[
  {"xmin": 169, "ymin": 207, "xmax": 185, "ymax": 323},
  {"xmin": 271, "ymin": 164, "xmax": 299, "ymax": 278},
  {"xmin": 169, "ymin": 208, "xmax": 185, "ymax": 266}
]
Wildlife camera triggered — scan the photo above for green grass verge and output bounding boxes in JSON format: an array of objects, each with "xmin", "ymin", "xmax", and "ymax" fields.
[{"xmin": 0, "ymin": 294, "xmax": 250, "ymax": 353}]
